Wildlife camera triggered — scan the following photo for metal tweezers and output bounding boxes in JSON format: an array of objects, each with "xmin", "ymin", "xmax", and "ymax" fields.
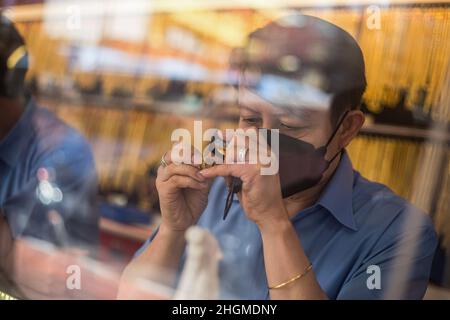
[{"xmin": 223, "ymin": 176, "xmax": 242, "ymax": 220}]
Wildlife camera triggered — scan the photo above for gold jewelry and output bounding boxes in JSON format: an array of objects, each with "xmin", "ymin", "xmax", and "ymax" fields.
[
  {"xmin": 160, "ymin": 152, "xmax": 169, "ymax": 168},
  {"xmin": 268, "ymin": 263, "xmax": 313, "ymax": 290}
]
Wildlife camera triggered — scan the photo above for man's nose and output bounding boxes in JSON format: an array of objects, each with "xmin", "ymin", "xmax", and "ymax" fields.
[{"xmin": 262, "ymin": 115, "xmax": 279, "ymax": 129}]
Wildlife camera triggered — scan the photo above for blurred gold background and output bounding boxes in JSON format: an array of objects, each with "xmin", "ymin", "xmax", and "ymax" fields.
[{"xmin": 3, "ymin": 1, "xmax": 449, "ymax": 248}]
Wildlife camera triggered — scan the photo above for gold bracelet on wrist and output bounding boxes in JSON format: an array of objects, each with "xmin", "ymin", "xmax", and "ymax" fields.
[{"xmin": 268, "ymin": 263, "xmax": 313, "ymax": 290}]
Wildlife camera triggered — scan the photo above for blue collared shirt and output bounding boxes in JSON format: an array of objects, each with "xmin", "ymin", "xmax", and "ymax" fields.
[
  {"xmin": 0, "ymin": 98, "xmax": 99, "ymax": 247},
  {"xmin": 140, "ymin": 151, "xmax": 437, "ymax": 299}
]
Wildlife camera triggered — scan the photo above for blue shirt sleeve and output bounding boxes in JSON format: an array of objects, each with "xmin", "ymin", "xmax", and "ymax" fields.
[
  {"xmin": 134, "ymin": 225, "xmax": 159, "ymax": 258},
  {"xmin": 134, "ymin": 225, "xmax": 186, "ymax": 288}
]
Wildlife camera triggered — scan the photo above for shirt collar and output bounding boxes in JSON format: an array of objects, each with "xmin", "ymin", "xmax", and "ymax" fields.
[
  {"xmin": 317, "ymin": 150, "xmax": 358, "ymax": 231},
  {"xmin": 0, "ymin": 98, "xmax": 35, "ymax": 167}
]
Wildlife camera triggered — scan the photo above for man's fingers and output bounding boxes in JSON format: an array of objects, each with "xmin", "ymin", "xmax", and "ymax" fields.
[
  {"xmin": 165, "ymin": 143, "xmax": 203, "ymax": 167},
  {"xmin": 199, "ymin": 164, "xmax": 249, "ymax": 179},
  {"xmin": 158, "ymin": 164, "xmax": 205, "ymax": 183},
  {"xmin": 168, "ymin": 175, "xmax": 208, "ymax": 190}
]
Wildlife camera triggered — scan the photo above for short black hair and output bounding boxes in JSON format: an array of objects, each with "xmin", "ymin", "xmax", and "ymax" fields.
[
  {"xmin": 235, "ymin": 14, "xmax": 367, "ymax": 125},
  {"xmin": 0, "ymin": 13, "xmax": 28, "ymax": 98},
  {"xmin": 330, "ymin": 87, "xmax": 366, "ymax": 125}
]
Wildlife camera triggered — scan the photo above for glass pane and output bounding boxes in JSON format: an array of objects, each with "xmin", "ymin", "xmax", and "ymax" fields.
[{"xmin": 0, "ymin": 0, "xmax": 449, "ymax": 300}]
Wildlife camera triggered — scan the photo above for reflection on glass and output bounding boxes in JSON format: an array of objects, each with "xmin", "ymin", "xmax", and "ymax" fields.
[
  {"xmin": 0, "ymin": 1, "xmax": 449, "ymax": 300},
  {"xmin": 1, "ymin": 12, "xmax": 101, "ymax": 299}
]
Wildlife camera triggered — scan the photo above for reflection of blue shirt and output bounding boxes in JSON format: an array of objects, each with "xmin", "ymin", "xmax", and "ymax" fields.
[
  {"xmin": 140, "ymin": 151, "xmax": 437, "ymax": 300},
  {"xmin": 0, "ymin": 98, "xmax": 99, "ymax": 247}
]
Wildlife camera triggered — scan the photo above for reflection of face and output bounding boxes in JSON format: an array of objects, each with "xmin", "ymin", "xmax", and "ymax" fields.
[{"xmin": 238, "ymin": 88, "xmax": 333, "ymax": 148}]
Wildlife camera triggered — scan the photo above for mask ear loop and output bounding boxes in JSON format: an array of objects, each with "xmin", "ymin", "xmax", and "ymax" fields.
[{"xmin": 324, "ymin": 109, "xmax": 350, "ymax": 163}]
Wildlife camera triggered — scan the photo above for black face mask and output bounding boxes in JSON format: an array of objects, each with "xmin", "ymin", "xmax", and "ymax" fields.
[
  {"xmin": 221, "ymin": 110, "xmax": 349, "ymax": 219},
  {"xmin": 267, "ymin": 110, "xmax": 349, "ymax": 198}
]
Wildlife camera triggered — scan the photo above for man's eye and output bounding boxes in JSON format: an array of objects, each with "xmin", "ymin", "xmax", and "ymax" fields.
[
  {"xmin": 280, "ymin": 122, "xmax": 305, "ymax": 130},
  {"xmin": 241, "ymin": 117, "xmax": 261, "ymax": 125}
]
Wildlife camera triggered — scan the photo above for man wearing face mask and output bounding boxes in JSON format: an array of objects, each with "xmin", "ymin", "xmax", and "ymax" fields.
[{"xmin": 120, "ymin": 15, "xmax": 437, "ymax": 300}]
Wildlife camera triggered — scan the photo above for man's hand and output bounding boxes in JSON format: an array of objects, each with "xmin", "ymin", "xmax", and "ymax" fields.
[
  {"xmin": 199, "ymin": 139, "xmax": 290, "ymax": 232},
  {"xmin": 156, "ymin": 145, "xmax": 213, "ymax": 234}
]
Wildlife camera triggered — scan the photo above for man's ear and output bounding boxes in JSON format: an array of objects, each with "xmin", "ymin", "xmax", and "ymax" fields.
[{"xmin": 338, "ymin": 110, "xmax": 365, "ymax": 148}]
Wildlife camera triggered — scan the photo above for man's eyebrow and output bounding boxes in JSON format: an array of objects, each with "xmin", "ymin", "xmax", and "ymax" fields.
[{"xmin": 239, "ymin": 101, "xmax": 318, "ymax": 121}]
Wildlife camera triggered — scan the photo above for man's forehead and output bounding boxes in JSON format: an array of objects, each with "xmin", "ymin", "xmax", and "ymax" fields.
[
  {"xmin": 238, "ymin": 87, "xmax": 327, "ymax": 119},
  {"xmin": 237, "ymin": 70, "xmax": 333, "ymax": 112}
]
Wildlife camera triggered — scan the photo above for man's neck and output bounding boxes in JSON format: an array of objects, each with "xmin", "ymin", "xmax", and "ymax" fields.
[{"xmin": 0, "ymin": 97, "xmax": 25, "ymax": 141}]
